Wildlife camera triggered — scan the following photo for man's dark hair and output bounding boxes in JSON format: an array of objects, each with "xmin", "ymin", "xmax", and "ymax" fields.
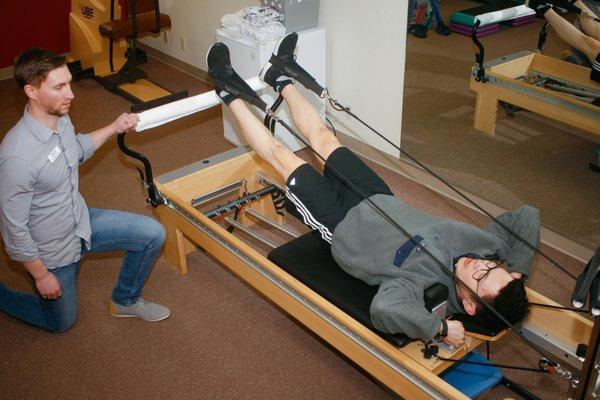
[
  {"xmin": 475, "ymin": 278, "xmax": 530, "ymax": 329},
  {"xmin": 13, "ymin": 48, "xmax": 67, "ymax": 89}
]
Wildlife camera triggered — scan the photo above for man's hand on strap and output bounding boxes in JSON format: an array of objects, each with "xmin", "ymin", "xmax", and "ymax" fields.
[{"xmin": 443, "ymin": 319, "xmax": 466, "ymax": 347}]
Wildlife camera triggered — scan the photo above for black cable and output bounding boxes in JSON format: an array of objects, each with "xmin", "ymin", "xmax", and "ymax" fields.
[
  {"xmin": 435, "ymin": 354, "xmax": 550, "ymax": 373},
  {"xmin": 326, "ymin": 95, "xmax": 577, "ymax": 281},
  {"xmin": 325, "ymin": 117, "xmax": 337, "ymax": 136}
]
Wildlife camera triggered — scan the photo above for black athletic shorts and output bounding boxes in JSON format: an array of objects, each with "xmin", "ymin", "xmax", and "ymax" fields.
[
  {"xmin": 284, "ymin": 147, "xmax": 393, "ymax": 243},
  {"xmin": 591, "ymin": 53, "xmax": 600, "ymax": 83}
]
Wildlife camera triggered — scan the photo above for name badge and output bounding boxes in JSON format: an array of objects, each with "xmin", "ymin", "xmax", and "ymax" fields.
[{"xmin": 48, "ymin": 146, "xmax": 62, "ymax": 163}]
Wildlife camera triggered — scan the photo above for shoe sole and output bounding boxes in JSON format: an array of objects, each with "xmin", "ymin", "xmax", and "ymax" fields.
[
  {"xmin": 109, "ymin": 303, "xmax": 171, "ymax": 322},
  {"xmin": 110, "ymin": 311, "xmax": 171, "ymax": 322},
  {"xmin": 259, "ymin": 61, "xmax": 274, "ymax": 84},
  {"xmin": 259, "ymin": 32, "xmax": 290, "ymax": 84},
  {"xmin": 206, "ymin": 42, "xmax": 229, "ymax": 71}
]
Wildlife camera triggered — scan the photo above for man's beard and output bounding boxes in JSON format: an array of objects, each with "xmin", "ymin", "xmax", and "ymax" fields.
[{"xmin": 47, "ymin": 104, "xmax": 69, "ymax": 117}]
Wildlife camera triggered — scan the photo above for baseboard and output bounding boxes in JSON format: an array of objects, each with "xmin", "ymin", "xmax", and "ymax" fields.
[
  {"xmin": 0, "ymin": 66, "xmax": 13, "ymax": 81},
  {"xmin": 137, "ymin": 43, "xmax": 211, "ymax": 85},
  {"xmin": 336, "ymin": 131, "xmax": 594, "ymax": 264}
]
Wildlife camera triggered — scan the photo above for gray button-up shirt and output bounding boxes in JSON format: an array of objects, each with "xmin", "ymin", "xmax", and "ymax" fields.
[{"xmin": 0, "ymin": 107, "xmax": 95, "ymax": 269}]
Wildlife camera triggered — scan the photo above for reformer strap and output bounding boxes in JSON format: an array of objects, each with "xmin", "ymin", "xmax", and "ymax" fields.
[
  {"xmin": 268, "ymin": 55, "xmax": 326, "ymax": 97},
  {"xmin": 263, "ymin": 93, "xmax": 284, "ymax": 133},
  {"xmin": 211, "ymin": 75, "xmax": 268, "ymax": 112}
]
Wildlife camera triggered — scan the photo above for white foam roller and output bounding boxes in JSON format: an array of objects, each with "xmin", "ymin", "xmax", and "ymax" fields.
[
  {"xmin": 135, "ymin": 77, "xmax": 267, "ymax": 132},
  {"xmin": 474, "ymin": 5, "xmax": 535, "ymax": 26}
]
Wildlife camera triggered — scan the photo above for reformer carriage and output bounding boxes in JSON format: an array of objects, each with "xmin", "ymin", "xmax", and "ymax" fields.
[{"xmin": 116, "ymin": 78, "xmax": 599, "ymax": 399}]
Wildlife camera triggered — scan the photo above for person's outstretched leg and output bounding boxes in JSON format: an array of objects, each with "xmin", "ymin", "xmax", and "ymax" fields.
[
  {"xmin": 537, "ymin": 6, "xmax": 600, "ymax": 62},
  {"xmin": 278, "ymin": 84, "xmax": 342, "ymax": 162},
  {"xmin": 260, "ymin": 33, "xmax": 325, "ymax": 97},
  {"xmin": 259, "ymin": 33, "xmax": 341, "ymax": 162},
  {"xmin": 206, "ymin": 41, "xmax": 306, "ymax": 180},
  {"xmin": 228, "ymin": 98, "xmax": 305, "ymax": 180},
  {"xmin": 574, "ymin": 0, "xmax": 600, "ymax": 41}
]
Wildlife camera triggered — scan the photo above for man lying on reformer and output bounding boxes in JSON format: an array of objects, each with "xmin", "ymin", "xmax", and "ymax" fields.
[
  {"xmin": 206, "ymin": 33, "xmax": 538, "ymax": 348},
  {"xmin": 528, "ymin": 0, "xmax": 600, "ymax": 83}
]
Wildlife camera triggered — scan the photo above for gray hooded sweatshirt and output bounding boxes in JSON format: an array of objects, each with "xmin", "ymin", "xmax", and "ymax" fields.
[{"xmin": 330, "ymin": 194, "xmax": 539, "ymax": 340}]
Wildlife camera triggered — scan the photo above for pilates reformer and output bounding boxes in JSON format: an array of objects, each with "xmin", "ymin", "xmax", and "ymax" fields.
[
  {"xmin": 67, "ymin": 0, "xmax": 187, "ymax": 112},
  {"xmin": 469, "ymin": 16, "xmax": 600, "ymax": 137},
  {"xmin": 117, "ymin": 75, "xmax": 599, "ymax": 399}
]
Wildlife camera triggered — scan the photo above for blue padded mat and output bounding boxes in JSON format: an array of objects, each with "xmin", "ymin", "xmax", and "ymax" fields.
[{"xmin": 440, "ymin": 351, "xmax": 502, "ymax": 398}]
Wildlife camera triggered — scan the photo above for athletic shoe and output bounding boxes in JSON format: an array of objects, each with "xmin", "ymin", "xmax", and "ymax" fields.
[
  {"xmin": 436, "ymin": 22, "xmax": 452, "ymax": 36},
  {"xmin": 109, "ymin": 298, "xmax": 171, "ymax": 322},
  {"xmin": 260, "ymin": 32, "xmax": 325, "ymax": 97},
  {"xmin": 206, "ymin": 42, "xmax": 267, "ymax": 111},
  {"xmin": 408, "ymin": 24, "xmax": 428, "ymax": 38},
  {"xmin": 526, "ymin": 0, "xmax": 553, "ymax": 17}
]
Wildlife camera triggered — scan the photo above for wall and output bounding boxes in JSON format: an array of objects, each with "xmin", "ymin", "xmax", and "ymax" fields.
[
  {"xmin": 141, "ymin": 0, "xmax": 260, "ymax": 70},
  {"xmin": 318, "ymin": 1, "xmax": 407, "ymax": 157},
  {"xmin": 142, "ymin": 0, "xmax": 407, "ymax": 157},
  {"xmin": 1, "ymin": 1, "xmax": 71, "ymax": 68}
]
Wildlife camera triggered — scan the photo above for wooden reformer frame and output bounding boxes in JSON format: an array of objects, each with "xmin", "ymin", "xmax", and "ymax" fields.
[
  {"xmin": 470, "ymin": 51, "xmax": 600, "ymax": 136},
  {"xmin": 146, "ymin": 145, "xmax": 594, "ymax": 399},
  {"xmin": 117, "ymin": 74, "xmax": 597, "ymax": 398}
]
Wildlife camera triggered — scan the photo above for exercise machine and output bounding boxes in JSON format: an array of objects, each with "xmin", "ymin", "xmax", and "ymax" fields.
[
  {"xmin": 68, "ymin": 0, "xmax": 187, "ymax": 112},
  {"xmin": 469, "ymin": 16, "xmax": 600, "ymax": 137},
  {"xmin": 112, "ymin": 78, "xmax": 598, "ymax": 399}
]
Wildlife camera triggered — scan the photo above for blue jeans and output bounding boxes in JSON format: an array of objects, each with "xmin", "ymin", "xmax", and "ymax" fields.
[{"xmin": 0, "ymin": 208, "xmax": 165, "ymax": 332}]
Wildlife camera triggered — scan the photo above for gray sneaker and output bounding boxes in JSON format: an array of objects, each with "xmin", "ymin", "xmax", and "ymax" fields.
[{"xmin": 109, "ymin": 298, "xmax": 171, "ymax": 322}]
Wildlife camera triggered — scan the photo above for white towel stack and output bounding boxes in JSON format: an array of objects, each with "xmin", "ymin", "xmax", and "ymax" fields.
[{"xmin": 221, "ymin": 7, "xmax": 286, "ymax": 43}]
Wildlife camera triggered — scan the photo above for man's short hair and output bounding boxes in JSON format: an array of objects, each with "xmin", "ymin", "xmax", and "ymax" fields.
[
  {"xmin": 13, "ymin": 48, "xmax": 67, "ymax": 89},
  {"xmin": 475, "ymin": 278, "xmax": 529, "ymax": 329}
]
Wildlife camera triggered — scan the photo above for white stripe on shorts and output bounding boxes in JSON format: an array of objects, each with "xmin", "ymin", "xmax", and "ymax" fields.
[{"xmin": 285, "ymin": 188, "xmax": 333, "ymax": 243}]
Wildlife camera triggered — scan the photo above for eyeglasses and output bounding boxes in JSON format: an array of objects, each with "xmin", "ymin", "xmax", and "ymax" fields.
[{"xmin": 472, "ymin": 260, "xmax": 505, "ymax": 295}]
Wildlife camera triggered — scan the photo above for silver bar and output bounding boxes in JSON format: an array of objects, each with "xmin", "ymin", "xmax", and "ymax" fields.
[
  {"xmin": 244, "ymin": 208, "xmax": 300, "ymax": 238},
  {"xmin": 530, "ymin": 71, "xmax": 600, "ymax": 98},
  {"xmin": 546, "ymin": 84, "xmax": 596, "ymax": 102},
  {"xmin": 255, "ymin": 170, "xmax": 285, "ymax": 191},
  {"xmin": 192, "ymin": 179, "xmax": 245, "ymax": 207},
  {"xmin": 164, "ymin": 199, "xmax": 449, "ymax": 400},
  {"xmin": 224, "ymin": 217, "xmax": 278, "ymax": 249},
  {"xmin": 519, "ymin": 323, "xmax": 583, "ymax": 370},
  {"xmin": 491, "ymin": 76, "xmax": 600, "ymax": 119}
]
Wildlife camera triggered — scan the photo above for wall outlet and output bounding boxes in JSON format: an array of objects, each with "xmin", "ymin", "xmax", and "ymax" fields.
[{"xmin": 179, "ymin": 35, "xmax": 186, "ymax": 53}]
